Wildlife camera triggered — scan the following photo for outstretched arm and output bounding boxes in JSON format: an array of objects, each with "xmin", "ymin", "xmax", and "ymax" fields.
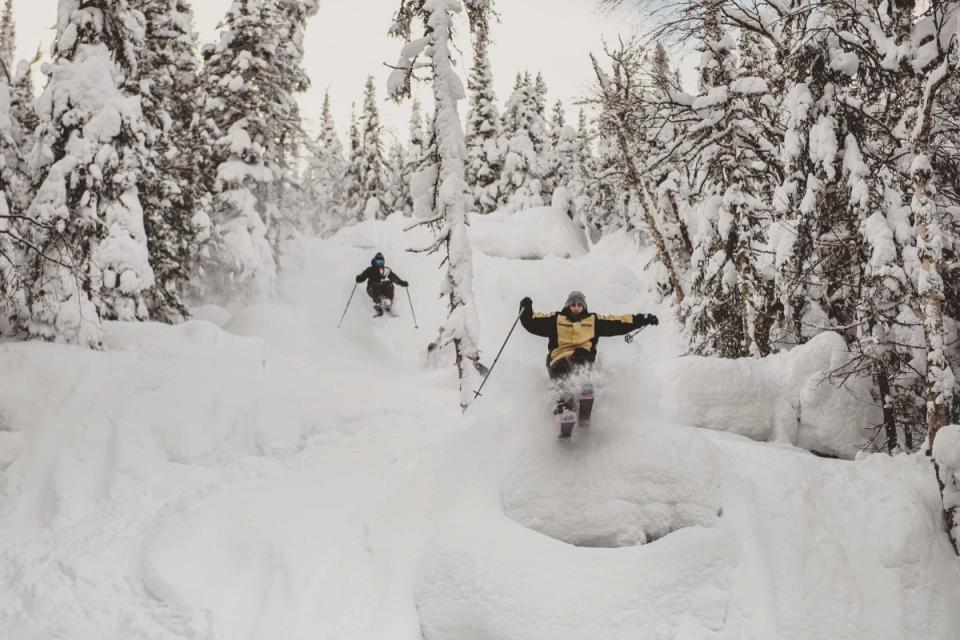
[
  {"xmin": 594, "ymin": 313, "xmax": 658, "ymax": 337},
  {"xmin": 518, "ymin": 297, "xmax": 555, "ymax": 337},
  {"xmin": 355, "ymin": 267, "xmax": 372, "ymax": 283},
  {"xmin": 388, "ymin": 270, "xmax": 408, "ymax": 287}
]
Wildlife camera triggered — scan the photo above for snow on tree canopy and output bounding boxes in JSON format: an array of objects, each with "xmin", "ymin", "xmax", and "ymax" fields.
[{"xmin": 24, "ymin": 0, "xmax": 155, "ymax": 344}]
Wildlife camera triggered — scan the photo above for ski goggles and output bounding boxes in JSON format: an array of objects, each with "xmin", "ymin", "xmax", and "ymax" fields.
[{"xmin": 373, "ymin": 258, "xmax": 385, "ymax": 266}]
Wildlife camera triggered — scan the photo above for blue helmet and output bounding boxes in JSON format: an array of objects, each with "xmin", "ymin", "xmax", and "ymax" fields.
[{"xmin": 371, "ymin": 252, "xmax": 385, "ymax": 267}]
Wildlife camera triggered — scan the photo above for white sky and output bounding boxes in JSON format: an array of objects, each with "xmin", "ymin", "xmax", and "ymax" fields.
[{"xmin": 14, "ymin": 0, "xmax": 644, "ymax": 143}]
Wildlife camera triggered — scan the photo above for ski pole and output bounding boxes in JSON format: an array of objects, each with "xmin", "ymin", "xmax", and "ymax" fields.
[
  {"xmin": 405, "ymin": 287, "xmax": 419, "ymax": 329},
  {"xmin": 624, "ymin": 326, "xmax": 647, "ymax": 343},
  {"xmin": 337, "ymin": 282, "xmax": 358, "ymax": 328},
  {"xmin": 473, "ymin": 312, "xmax": 522, "ymax": 400}
]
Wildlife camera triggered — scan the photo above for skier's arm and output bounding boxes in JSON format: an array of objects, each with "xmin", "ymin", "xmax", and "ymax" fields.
[
  {"xmin": 356, "ymin": 267, "xmax": 372, "ymax": 283},
  {"xmin": 388, "ymin": 271, "xmax": 408, "ymax": 287},
  {"xmin": 594, "ymin": 313, "xmax": 643, "ymax": 337},
  {"xmin": 519, "ymin": 299, "xmax": 556, "ymax": 338}
]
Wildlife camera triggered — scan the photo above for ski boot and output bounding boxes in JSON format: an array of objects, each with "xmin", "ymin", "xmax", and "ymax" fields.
[
  {"xmin": 559, "ymin": 408, "xmax": 577, "ymax": 438},
  {"xmin": 554, "ymin": 395, "xmax": 577, "ymax": 438},
  {"xmin": 373, "ymin": 302, "xmax": 384, "ymax": 317},
  {"xmin": 578, "ymin": 383, "xmax": 595, "ymax": 426},
  {"xmin": 382, "ymin": 297, "xmax": 396, "ymax": 316}
]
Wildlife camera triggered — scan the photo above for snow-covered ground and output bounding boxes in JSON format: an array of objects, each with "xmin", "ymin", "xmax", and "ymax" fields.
[{"xmin": 2, "ymin": 215, "xmax": 959, "ymax": 639}]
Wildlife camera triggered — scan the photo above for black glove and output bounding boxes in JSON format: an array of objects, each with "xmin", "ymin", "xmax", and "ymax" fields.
[
  {"xmin": 355, "ymin": 274, "xmax": 364, "ymax": 283},
  {"xmin": 635, "ymin": 313, "xmax": 658, "ymax": 327},
  {"xmin": 520, "ymin": 297, "xmax": 533, "ymax": 312},
  {"xmin": 399, "ymin": 280, "xmax": 409, "ymax": 288}
]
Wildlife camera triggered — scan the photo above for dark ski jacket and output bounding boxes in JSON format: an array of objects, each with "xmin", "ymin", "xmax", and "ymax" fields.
[
  {"xmin": 356, "ymin": 266, "xmax": 407, "ymax": 288},
  {"xmin": 520, "ymin": 306, "xmax": 650, "ymax": 366}
]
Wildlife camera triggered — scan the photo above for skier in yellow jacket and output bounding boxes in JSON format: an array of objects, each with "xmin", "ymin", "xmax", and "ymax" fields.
[{"xmin": 519, "ymin": 291, "xmax": 658, "ymax": 380}]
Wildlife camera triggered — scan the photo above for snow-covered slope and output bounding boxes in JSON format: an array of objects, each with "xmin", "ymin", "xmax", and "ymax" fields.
[{"xmin": 1, "ymin": 215, "xmax": 958, "ymax": 640}]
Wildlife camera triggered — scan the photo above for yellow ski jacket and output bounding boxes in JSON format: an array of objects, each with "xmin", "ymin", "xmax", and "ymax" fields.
[{"xmin": 520, "ymin": 306, "xmax": 642, "ymax": 366}]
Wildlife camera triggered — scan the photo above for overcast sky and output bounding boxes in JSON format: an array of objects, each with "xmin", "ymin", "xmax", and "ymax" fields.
[{"xmin": 14, "ymin": 1, "xmax": 645, "ymax": 143}]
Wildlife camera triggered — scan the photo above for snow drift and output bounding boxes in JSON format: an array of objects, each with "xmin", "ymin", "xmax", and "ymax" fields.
[
  {"xmin": 658, "ymin": 331, "xmax": 882, "ymax": 458},
  {"xmin": 469, "ymin": 206, "xmax": 588, "ymax": 259}
]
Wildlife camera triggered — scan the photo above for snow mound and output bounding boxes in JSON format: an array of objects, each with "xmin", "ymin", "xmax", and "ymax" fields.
[
  {"xmin": 0, "ymin": 322, "xmax": 343, "ymax": 531},
  {"xmin": 658, "ymin": 332, "xmax": 880, "ymax": 458},
  {"xmin": 416, "ymin": 512, "xmax": 734, "ymax": 640},
  {"xmin": 469, "ymin": 206, "xmax": 588, "ymax": 259},
  {"xmin": 501, "ymin": 426, "xmax": 721, "ymax": 547}
]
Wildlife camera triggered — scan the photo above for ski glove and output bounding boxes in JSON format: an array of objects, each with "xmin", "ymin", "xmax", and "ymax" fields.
[
  {"xmin": 399, "ymin": 280, "xmax": 409, "ymax": 288},
  {"xmin": 634, "ymin": 313, "xmax": 658, "ymax": 327},
  {"xmin": 520, "ymin": 297, "xmax": 533, "ymax": 312},
  {"xmin": 355, "ymin": 274, "xmax": 364, "ymax": 283}
]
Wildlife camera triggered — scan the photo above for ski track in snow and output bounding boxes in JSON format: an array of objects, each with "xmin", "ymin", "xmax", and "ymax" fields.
[{"xmin": 1, "ymin": 216, "xmax": 959, "ymax": 640}]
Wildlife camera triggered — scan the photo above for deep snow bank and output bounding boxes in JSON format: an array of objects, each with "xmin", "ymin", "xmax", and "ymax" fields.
[
  {"xmin": 933, "ymin": 425, "xmax": 960, "ymax": 548},
  {"xmin": 658, "ymin": 332, "xmax": 881, "ymax": 458},
  {"xmin": 469, "ymin": 206, "xmax": 588, "ymax": 259}
]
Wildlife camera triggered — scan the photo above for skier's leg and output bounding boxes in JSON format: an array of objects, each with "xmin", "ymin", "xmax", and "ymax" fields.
[
  {"xmin": 381, "ymin": 282, "xmax": 396, "ymax": 315},
  {"xmin": 548, "ymin": 358, "xmax": 577, "ymax": 437},
  {"xmin": 367, "ymin": 283, "xmax": 383, "ymax": 316},
  {"xmin": 548, "ymin": 358, "xmax": 574, "ymax": 413},
  {"xmin": 578, "ymin": 382, "xmax": 595, "ymax": 424},
  {"xmin": 568, "ymin": 350, "xmax": 595, "ymax": 424}
]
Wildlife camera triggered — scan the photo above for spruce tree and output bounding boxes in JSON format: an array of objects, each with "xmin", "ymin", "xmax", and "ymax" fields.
[
  {"xmin": 498, "ymin": 72, "xmax": 547, "ymax": 213},
  {"xmin": 23, "ymin": 0, "xmax": 155, "ymax": 345},
  {"xmin": 0, "ymin": 0, "xmax": 14, "ymax": 72},
  {"xmin": 0, "ymin": 66, "xmax": 22, "ymax": 331},
  {"xmin": 198, "ymin": 0, "xmax": 316, "ymax": 300},
  {"xmin": 464, "ymin": 30, "xmax": 501, "ymax": 213},
  {"xmin": 357, "ymin": 75, "xmax": 387, "ymax": 220},
  {"xmin": 406, "ymin": 100, "xmax": 437, "ymax": 219},
  {"xmin": 384, "ymin": 140, "xmax": 409, "ymax": 216},
  {"xmin": 342, "ymin": 104, "xmax": 364, "ymax": 223},
  {"xmin": 0, "ymin": 11, "xmax": 35, "ymax": 220},
  {"xmin": 303, "ymin": 90, "xmax": 348, "ymax": 234},
  {"xmin": 263, "ymin": 0, "xmax": 318, "ymax": 247},
  {"xmin": 137, "ymin": 0, "xmax": 207, "ymax": 320}
]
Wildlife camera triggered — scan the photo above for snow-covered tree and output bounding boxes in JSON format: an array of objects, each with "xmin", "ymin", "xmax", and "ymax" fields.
[
  {"xmin": 0, "ymin": 0, "xmax": 14, "ymax": 72},
  {"xmin": 356, "ymin": 75, "xmax": 387, "ymax": 220},
  {"xmin": 341, "ymin": 104, "xmax": 364, "ymax": 223},
  {"xmin": 262, "ymin": 0, "xmax": 318, "ymax": 250},
  {"xmin": 0, "ymin": 4, "xmax": 36, "ymax": 218},
  {"xmin": 384, "ymin": 140, "xmax": 409, "ymax": 216},
  {"xmin": 9, "ymin": 51, "xmax": 38, "ymax": 159},
  {"xmin": 550, "ymin": 102, "xmax": 591, "ymax": 239},
  {"xmin": 198, "ymin": 0, "xmax": 316, "ymax": 301},
  {"xmin": 405, "ymin": 100, "xmax": 435, "ymax": 219},
  {"xmin": 464, "ymin": 28, "xmax": 501, "ymax": 213},
  {"xmin": 0, "ymin": 66, "xmax": 23, "ymax": 332},
  {"xmin": 389, "ymin": 0, "xmax": 490, "ymax": 409},
  {"xmin": 22, "ymin": 0, "xmax": 156, "ymax": 346},
  {"xmin": 498, "ymin": 72, "xmax": 550, "ymax": 212},
  {"xmin": 302, "ymin": 90, "xmax": 348, "ymax": 234},
  {"xmin": 137, "ymin": 0, "xmax": 208, "ymax": 320}
]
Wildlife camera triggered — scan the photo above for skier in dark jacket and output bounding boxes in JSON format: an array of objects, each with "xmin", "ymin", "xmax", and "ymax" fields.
[
  {"xmin": 519, "ymin": 290, "xmax": 658, "ymax": 379},
  {"xmin": 356, "ymin": 252, "xmax": 408, "ymax": 316}
]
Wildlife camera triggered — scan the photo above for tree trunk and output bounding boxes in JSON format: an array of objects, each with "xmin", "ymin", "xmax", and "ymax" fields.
[
  {"xmin": 876, "ymin": 366, "xmax": 898, "ymax": 453},
  {"xmin": 663, "ymin": 188, "xmax": 693, "ymax": 257},
  {"xmin": 637, "ymin": 181, "xmax": 685, "ymax": 304}
]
